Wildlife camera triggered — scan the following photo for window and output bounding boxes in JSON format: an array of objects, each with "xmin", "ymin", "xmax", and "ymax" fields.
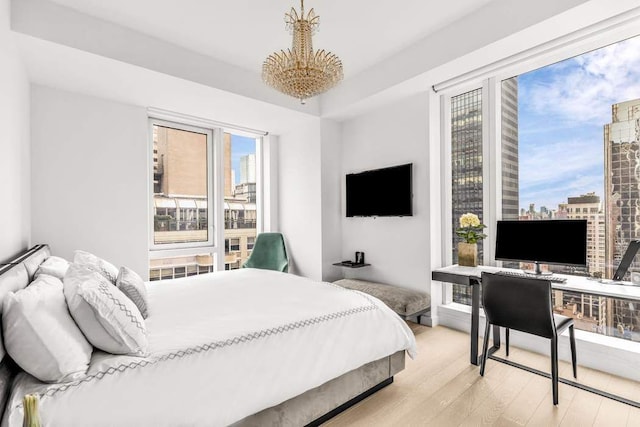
[
  {"xmin": 149, "ymin": 253, "xmax": 213, "ymax": 281},
  {"xmin": 451, "ymin": 88, "xmax": 484, "ymax": 303},
  {"xmin": 225, "ymin": 260, "xmax": 241, "ymax": 270},
  {"xmin": 451, "ymin": 88, "xmax": 485, "ymax": 256},
  {"xmin": 497, "ymin": 36, "xmax": 640, "ymax": 339},
  {"xmin": 149, "ymin": 118, "xmax": 264, "ymax": 280},
  {"xmin": 223, "ymin": 132, "xmax": 259, "ymax": 270},
  {"xmin": 446, "ymin": 34, "xmax": 640, "ymax": 342},
  {"xmin": 151, "ymin": 122, "xmax": 211, "ymax": 247}
]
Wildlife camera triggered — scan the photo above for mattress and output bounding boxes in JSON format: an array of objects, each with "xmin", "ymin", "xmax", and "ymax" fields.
[{"xmin": 2, "ymin": 268, "xmax": 416, "ymax": 426}]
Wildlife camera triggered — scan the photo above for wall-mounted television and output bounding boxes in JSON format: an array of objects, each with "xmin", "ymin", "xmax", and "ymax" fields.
[{"xmin": 346, "ymin": 163, "xmax": 413, "ymax": 217}]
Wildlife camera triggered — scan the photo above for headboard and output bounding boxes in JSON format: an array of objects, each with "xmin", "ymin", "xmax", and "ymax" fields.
[{"xmin": 0, "ymin": 244, "xmax": 51, "ymax": 421}]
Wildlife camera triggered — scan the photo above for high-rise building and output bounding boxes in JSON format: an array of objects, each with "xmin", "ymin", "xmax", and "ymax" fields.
[
  {"xmin": 604, "ymin": 99, "xmax": 640, "ymax": 279},
  {"xmin": 451, "ymin": 80, "xmax": 518, "ymax": 303},
  {"xmin": 240, "ymin": 154, "xmax": 256, "ymax": 184},
  {"xmin": 566, "ymin": 193, "xmax": 605, "ymax": 276},
  {"xmin": 556, "ymin": 204, "xmax": 568, "ymax": 219},
  {"xmin": 501, "ymin": 77, "xmax": 519, "ymax": 221},
  {"xmin": 154, "ymin": 126, "xmax": 207, "ymax": 197},
  {"xmin": 451, "ymin": 88, "xmax": 484, "ymax": 267},
  {"xmin": 450, "ymin": 89, "xmax": 483, "ymax": 304}
]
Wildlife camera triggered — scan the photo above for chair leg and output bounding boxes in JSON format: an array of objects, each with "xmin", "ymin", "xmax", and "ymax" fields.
[
  {"xmin": 505, "ymin": 328, "xmax": 510, "ymax": 357},
  {"xmin": 569, "ymin": 325, "xmax": 577, "ymax": 379},
  {"xmin": 551, "ymin": 336, "xmax": 559, "ymax": 405},
  {"xmin": 480, "ymin": 320, "xmax": 491, "ymax": 376}
]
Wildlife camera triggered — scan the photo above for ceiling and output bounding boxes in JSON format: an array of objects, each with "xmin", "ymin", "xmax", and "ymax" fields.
[{"xmin": 46, "ymin": 0, "xmax": 498, "ymax": 79}]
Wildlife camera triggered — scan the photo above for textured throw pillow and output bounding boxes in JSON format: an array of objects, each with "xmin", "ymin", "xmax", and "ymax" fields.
[
  {"xmin": 2, "ymin": 274, "xmax": 92, "ymax": 383},
  {"xmin": 73, "ymin": 250, "xmax": 119, "ymax": 284},
  {"xmin": 34, "ymin": 256, "xmax": 70, "ymax": 280},
  {"xmin": 64, "ymin": 264, "xmax": 148, "ymax": 356},
  {"xmin": 116, "ymin": 267, "xmax": 149, "ymax": 319}
]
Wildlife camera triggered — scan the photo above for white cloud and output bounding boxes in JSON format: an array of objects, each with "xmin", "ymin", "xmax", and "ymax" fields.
[
  {"xmin": 513, "ymin": 37, "xmax": 640, "ymax": 210},
  {"xmin": 520, "ymin": 36, "xmax": 640, "ymax": 126}
]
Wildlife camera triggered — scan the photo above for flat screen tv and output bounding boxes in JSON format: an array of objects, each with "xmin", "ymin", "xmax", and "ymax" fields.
[
  {"xmin": 346, "ymin": 163, "xmax": 412, "ymax": 217},
  {"xmin": 495, "ymin": 219, "xmax": 587, "ymax": 274}
]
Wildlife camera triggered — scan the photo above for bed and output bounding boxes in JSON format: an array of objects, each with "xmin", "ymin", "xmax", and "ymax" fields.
[{"xmin": 0, "ymin": 245, "xmax": 416, "ymax": 426}]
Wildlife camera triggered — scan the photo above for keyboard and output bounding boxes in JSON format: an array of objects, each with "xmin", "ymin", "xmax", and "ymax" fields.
[{"xmin": 496, "ymin": 270, "xmax": 567, "ymax": 283}]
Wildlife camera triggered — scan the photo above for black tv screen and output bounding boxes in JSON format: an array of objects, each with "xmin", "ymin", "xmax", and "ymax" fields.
[
  {"xmin": 495, "ymin": 219, "xmax": 587, "ymax": 266},
  {"xmin": 346, "ymin": 163, "xmax": 413, "ymax": 217}
]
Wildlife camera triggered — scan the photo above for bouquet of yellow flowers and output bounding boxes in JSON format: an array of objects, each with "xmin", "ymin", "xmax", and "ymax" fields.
[{"xmin": 456, "ymin": 213, "xmax": 487, "ymax": 244}]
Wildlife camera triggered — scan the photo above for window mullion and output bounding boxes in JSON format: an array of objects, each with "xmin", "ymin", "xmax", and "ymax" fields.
[{"xmin": 213, "ymin": 127, "xmax": 225, "ymax": 272}]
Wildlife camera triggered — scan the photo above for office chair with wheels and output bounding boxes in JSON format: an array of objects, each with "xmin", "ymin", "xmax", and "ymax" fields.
[
  {"xmin": 242, "ymin": 232, "xmax": 289, "ymax": 273},
  {"xmin": 479, "ymin": 272, "xmax": 577, "ymax": 405}
]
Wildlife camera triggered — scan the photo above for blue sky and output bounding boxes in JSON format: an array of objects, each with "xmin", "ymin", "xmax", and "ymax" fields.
[
  {"xmin": 230, "ymin": 134, "xmax": 256, "ymax": 185},
  {"xmin": 517, "ymin": 36, "xmax": 640, "ymax": 211}
]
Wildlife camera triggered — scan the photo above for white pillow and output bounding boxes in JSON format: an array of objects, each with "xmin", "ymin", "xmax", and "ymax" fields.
[
  {"xmin": 64, "ymin": 264, "xmax": 148, "ymax": 356},
  {"xmin": 73, "ymin": 250, "xmax": 119, "ymax": 284},
  {"xmin": 34, "ymin": 256, "xmax": 70, "ymax": 280},
  {"xmin": 117, "ymin": 267, "xmax": 149, "ymax": 319},
  {"xmin": 2, "ymin": 274, "xmax": 92, "ymax": 383}
]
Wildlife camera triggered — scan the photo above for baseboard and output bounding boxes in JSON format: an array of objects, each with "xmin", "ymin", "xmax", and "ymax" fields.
[
  {"xmin": 438, "ymin": 303, "xmax": 640, "ymax": 382},
  {"xmin": 419, "ymin": 313, "xmax": 437, "ymax": 327}
]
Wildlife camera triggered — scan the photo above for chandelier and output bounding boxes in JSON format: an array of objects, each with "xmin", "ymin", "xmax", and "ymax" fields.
[{"xmin": 262, "ymin": 0, "xmax": 343, "ymax": 104}]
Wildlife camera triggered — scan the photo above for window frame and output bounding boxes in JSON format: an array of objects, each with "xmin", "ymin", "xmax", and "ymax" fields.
[
  {"xmin": 148, "ymin": 118, "xmax": 215, "ymax": 252},
  {"xmin": 148, "ymin": 114, "xmax": 267, "ymax": 274},
  {"xmin": 440, "ymin": 29, "xmax": 640, "ymax": 304}
]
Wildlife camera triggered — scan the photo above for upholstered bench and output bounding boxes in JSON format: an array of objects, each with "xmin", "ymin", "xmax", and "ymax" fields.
[{"xmin": 333, "ymin": 278, "xmax": 430, "ymax": 322}]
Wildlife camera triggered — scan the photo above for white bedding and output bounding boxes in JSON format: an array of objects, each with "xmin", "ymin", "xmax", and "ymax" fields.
[{"xmin": 2, "ymin": 268, "xmax": 416, "ymax": 427}]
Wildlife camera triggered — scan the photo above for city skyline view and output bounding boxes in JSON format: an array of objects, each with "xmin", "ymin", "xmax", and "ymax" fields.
[
  {"xmin": 230, "ymin": 134, "xmax": 256, "ymax": 186},
  {"xmin": 452, "ymin": 35, "xmax": 640, "ymax": 341},
  {"xmin": 517, "ymin": 35, "xmax": 640, "ymax": 211}
]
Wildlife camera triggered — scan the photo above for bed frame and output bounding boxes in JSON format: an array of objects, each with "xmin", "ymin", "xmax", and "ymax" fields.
[
  {"xmin": 236, "ymin": 351, "xmax": 404, "ymax": 426},
  {"xmin": 0, "ymin": 245, "xmax": 406, "ymax": 426},
  {"xmin": 0, "ymin": 244, "xmax": 51, "ymax": 425}
]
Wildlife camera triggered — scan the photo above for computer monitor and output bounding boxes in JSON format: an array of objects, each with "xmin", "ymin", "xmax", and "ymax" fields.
[{"xmin": 495, "ymin": 219, "xmax": 587, "ymax": 275}]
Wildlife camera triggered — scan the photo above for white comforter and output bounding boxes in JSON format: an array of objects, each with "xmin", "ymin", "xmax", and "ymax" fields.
[{"xmin": 3, "ymin": 268, "xmax": 416, "ymax": 426}]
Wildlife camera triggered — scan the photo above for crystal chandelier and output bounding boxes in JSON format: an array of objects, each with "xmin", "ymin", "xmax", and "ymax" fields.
[{"xmin": 262, "ymin": 0, "xmax": 343, "ymax": 104}]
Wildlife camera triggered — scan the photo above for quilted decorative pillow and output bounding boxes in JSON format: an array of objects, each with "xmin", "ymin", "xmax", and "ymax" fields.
[
  {"xmin": 116, "ymin": 267, "xmax": 149, "ymax": 319},
  {"xmin": 34, "ymin": 256, "xmax": 70, "ymax": 280},
  {"xmin": 2, "ymin": 274, "xmax": 92, "ymax": 383},
  {"xmin": 64, "ymin": 264, "xmax": 148, "ymax": 356},
  {"xmin": 73, "ymin": 250, "xmax": 119, "ymax": 284}
]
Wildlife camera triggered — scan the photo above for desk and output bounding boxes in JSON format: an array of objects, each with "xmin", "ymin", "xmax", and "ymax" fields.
[
  {"xmin": 432, "ymin": 265, "xmax": 502, "ymax": 365},
  {"xmin": 432, "ymin": 264, "xmax": 640, "ymax": 408}
]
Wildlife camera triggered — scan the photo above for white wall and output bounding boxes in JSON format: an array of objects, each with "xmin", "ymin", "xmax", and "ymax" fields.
[
  {"xmin": 0, "ymin": 0, "xmax": 30, "ymax": 261},
  {"xmin": 277, "ymin": 119, "xmax": 323, "ymax": 281},
  {"xmin": 340, "ymin": 93, "xmax": 431, "ymax": 294},
  {"xmin": 29, "ymin": 84, "xmax": 326, "ymax": 282},
  {"xmin": 30, "ymin": 85, "xmax": 149, "ymax": 276},
  {"xmin": 320, "ymin": 119, "xmax": 343, "ymax": 282}
]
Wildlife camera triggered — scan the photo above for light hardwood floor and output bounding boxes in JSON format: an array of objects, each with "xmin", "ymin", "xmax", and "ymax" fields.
[{"xmin": 325, "ymin": 324, "xmax": 640, "ymax": 426}]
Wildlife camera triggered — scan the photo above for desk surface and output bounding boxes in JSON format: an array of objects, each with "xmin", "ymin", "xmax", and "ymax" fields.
[{"xmin": 433, "ymin": 265, "xmax": 640, "ymax": 302}]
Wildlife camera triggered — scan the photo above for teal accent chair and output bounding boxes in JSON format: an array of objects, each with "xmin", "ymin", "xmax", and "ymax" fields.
[{"xmin": 242, "ymin": 232, "xmax": 289, "ymax": 273}]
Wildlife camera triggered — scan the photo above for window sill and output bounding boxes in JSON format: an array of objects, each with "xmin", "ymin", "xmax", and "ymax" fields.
[{"xmin": 438, "ymin": 303, "xmax": 640, "ymax": 381}]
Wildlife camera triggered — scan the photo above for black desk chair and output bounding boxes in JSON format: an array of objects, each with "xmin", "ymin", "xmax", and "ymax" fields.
[{"xmin": 479, "ymin": 272, "xmax": 577, "ymax": 405}]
